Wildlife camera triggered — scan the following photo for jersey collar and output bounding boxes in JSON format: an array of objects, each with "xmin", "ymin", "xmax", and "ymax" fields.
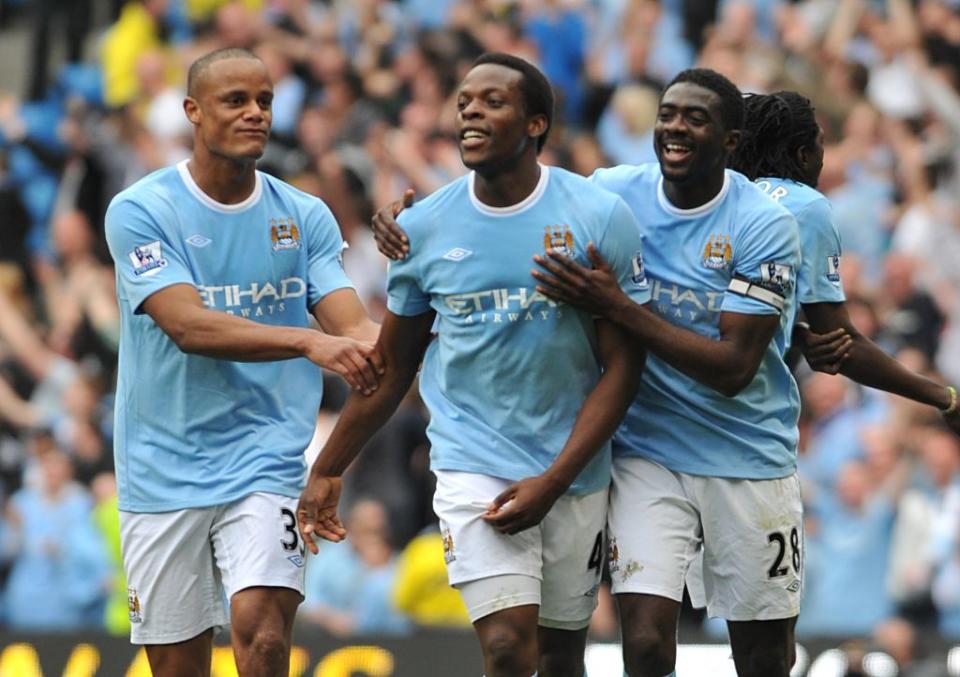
[
  {"xmin": 177, "ymin": 160, "xmax": 263, "ymax": 214},
  {"xmin": 468, "ymin": 164, "xmax": 550, "ymax": 218},
  {"xmin": 657, "ymin": 170, "xmax": 730, "ymax": 219}
]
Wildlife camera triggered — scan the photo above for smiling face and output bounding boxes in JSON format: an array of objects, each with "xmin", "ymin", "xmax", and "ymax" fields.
[
  {"xmin": 654, "ymin": 82, "xmax": 739, "ymax": 184},
  {"xmin": 184, "ymin": 57, "xmax": 273, "ymax": 161},
  {"xmin": 455, "ymin": 63, "xmax": 546, "ymax": 174}
]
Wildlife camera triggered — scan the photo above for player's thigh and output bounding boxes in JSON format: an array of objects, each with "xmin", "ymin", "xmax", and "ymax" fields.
[
  {"xmin": 607, "ymin": 456, "xmax": 702, "ymax": 600},
  {"xmin": 539, "ymin": 487, "xmax": 607, "ymax": 630},
  {"xmin": 211, "ymin": 492, "xmax": 307, "ymax": 602},
  {"xmin": 697, "ymin": 473, "xmax": 803, "ymax": 621},
  {"xmin": 120, "ymin": 508, "xmax": 227, "ymax": 645},
  {"xmin": 433, "ymin": 470, "xmax": 543, "ymax": 592}
]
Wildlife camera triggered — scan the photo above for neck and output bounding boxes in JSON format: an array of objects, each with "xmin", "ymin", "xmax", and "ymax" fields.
[
  {"xmin": 473, "ymin": 156, "xmax": 542, "ymax": 208},
  {"xmin": 188, "ymin": 146, "xmax": 258, "ymax": 205},
  {"xmin": 663, "ymin": 167, "xmax": 726, "ymax": 210}
]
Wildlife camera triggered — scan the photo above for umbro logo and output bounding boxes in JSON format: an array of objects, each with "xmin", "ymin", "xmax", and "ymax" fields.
[
  {"xmin": 185, "ymin": 234, "xmax": 212, "ymax": 248},
  {"xmin": 443, "ymin": 247, "xmax": 472, "ymax": 262},
  {"xmin": 786, "ymin": 579, "xmax": 801, "ymax": 593}
]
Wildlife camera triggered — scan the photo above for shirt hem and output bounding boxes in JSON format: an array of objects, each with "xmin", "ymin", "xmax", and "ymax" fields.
[
  {"xmin": 431, "ymin": 461, "xmax": 607, "ymax": 495},
  {"xmin": 611, "ymin": 450, "xmax": 795, "ymax": 480},
  {"xmin": 118, "ymin": 485, "xmax": 301, "ymax": 513}
]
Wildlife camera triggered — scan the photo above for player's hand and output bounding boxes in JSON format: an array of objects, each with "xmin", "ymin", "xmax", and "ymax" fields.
[
  {"xmin": 305, "ymin": 335, "xmax": 384, "ymax": 395},
  {"xmin": 482, "ymin": 475, "xmax": 566, "ymax": 535},
  {"xmin": 795, "ymin": 324, "xmax": 851, "ymax": 375},
  {"xmin": 372, "ymin": 189, "xmax": 414, "ymax": 260},
  {"xmin": 297, "ymin": 474, "xmax": 345, "ymax": 552},
  {"xmin": 532, "ymin": 243, "xmax": 628, "ymax": 318}
]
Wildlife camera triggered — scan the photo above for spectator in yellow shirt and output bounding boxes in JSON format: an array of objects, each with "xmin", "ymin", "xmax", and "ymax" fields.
[{"xmin": 391, "ymin": 528, "xmax": 471, "ymax": 629}]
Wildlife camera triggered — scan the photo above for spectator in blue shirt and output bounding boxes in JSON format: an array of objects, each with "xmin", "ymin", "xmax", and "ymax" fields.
[{"xmin": 2, "ymin": 448, "xmax": 111, "ymax": 630}]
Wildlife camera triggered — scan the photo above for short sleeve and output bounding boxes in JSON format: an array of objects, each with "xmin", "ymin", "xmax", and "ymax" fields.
[
  {"xmin": 598, "ymin": 198, "xmax": 652, "ymax": 306},
  {"xmin": 105, "ymin": 198, "xmax": 196, "ymax": 313},
  {"xmin": 304, "ymin": 201, "xmax": 355, "ymax": 308},
  {"xmin": 796, "ymin": 198, "xmax": 845, "ymax": 305},
  {"xmin": 386, "ymin": 212, "xmax": 431, "ymax": 316},
  {"xmin": 588, "ymin": 166, "xmax": 633, "ymax": 195},
  {"xmin": 722, "ymin": 207, "xmax": 801, "ymax": 316}
]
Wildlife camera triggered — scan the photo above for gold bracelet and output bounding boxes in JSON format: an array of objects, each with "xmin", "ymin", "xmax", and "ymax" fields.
[{"xmin": 942, "ymin": 385, "xmax": 958, "ymax": 416}]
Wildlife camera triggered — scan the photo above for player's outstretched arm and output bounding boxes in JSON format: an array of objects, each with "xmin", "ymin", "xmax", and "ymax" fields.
[
  {"xmin": 483, "ymin": 320, "xmax": 644, "ymax": 535},
  {"xmin": 142, "ymin": 284, "xmax": 382, "ymax": 394},
  {"xmin": 371, "ymin": 189, "xmax": 415, "ymax": 260},
  {"xmin": 298, "ymin": 310, "xmax": 435, "ymax": 550},
  {"xmin": 534, "ymin": 245, "xmax": 778, "ymax": 396},
  {"xmin": 803, "ymin": 301, "xmax": 960, "ymax": 432}
]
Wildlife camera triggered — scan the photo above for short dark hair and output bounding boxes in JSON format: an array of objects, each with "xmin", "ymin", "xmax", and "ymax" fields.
[
  {"xmin": 730, "ymin": 91, "xmax": 819, "ymax": 184},
  {"xmin": 470, "ymin": 52, "xmax": 555, "ymax": 152},
  {"xmin": 187, "ymin": 47, "xmax": 262, "ymax": 97},
  {"xmin": 663, "ymin": 68, "xmax": 745, "ymax": 132}
]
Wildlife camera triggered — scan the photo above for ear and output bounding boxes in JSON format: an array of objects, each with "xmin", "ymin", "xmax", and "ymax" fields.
[
  {"xmin": 796, "ymin": 145, "xmax": 809, "ymax": 170},
  {"xmin": 528, "ymin": 114, "xmax": 548, "ymax": 147},
  {"xmin": 724, "ymin": 129, "xmax": 742, "ymax": 155},
  {"xmin": 183, "ymin": 96, "xmax": 201, "ymax": 126}
]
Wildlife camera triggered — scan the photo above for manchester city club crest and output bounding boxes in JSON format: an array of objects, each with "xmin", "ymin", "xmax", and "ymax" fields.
[
  {"xmin": 128, "ymin": 587, "xmax": 143, "ymax": 624},
  {"xmin": 544, "ymin": 224, "xmax": 575, "ymax": 257},
  {"xmin": 607, "ymin": 536, "xmax": 620, "ymax": 573},
  {"xmin": 702, "ymin": 233, "xmax": 732, "ymax": 270},
  {"xmin": 270, "ymin": 217, "xmax": 302, "ymax": 251},
  {"xmin": 442, "ymin": 527, "xmax": 456, "ymax": 564}
]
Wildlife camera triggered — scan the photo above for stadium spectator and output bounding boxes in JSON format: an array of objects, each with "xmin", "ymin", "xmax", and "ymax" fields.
[
  {"xmin": 101, "ymin": 0, "xmax": 172, "ymax": 109},
  {"xmin": 800, "ymin": 373, "xmax": 870, "ymax": 500},
  {"xmin": 1, "ymin": 0, "xmax": 960, "ymax": 662},
  {"xmin": 390, "ymin": 526, "xmax": 471, "ymax": 629},
  {"xmin": 25, "ymin": 0, "xmax": 91, "ymax": 102},
  {"xmin": 800, "ymin": 460, "xmax": 896, "ymax": 636},
  {"xmin": 888, "ymin": 428, "xmax": 960, "ymax": 625},
  {"xmin": 1, "ymin": 448, "xmax": 111, "ymax": 630},
  {"xmin": 300, "ymin": 499, "xmax": 410, "ymax": 637}
]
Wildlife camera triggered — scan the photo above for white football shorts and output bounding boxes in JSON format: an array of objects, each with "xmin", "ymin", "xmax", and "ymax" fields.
[
  {"xmin": 433, "ymin": 470, "xmax": 607, "ymax": 630},
  {"xmin": 120, "ymin": 492, "xmax": 306, "ymax": 644},
  {"xmin": 607, "ymin": 456, "xmax": 803, "ymax": 621}
]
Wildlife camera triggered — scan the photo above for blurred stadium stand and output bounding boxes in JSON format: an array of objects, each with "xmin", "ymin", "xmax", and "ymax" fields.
[{"xmin": 2, "ymin": 0, "xmax": 960, "ymax": 675}]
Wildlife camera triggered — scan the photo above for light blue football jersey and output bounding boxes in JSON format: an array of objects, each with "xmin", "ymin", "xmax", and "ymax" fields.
[
  {"xmin": 387, "ymin": 166, "xmax": 651, "ymax": 495},
  {"xmin": 754, "ymin": 177, "xmax": 845, "ymax": 306},
  {"xmin": 590, "ymin": 164, "xmax": 802, "ymax": 479},
  {"xmin": 105, "ymin": 160, "xmax": 353, "ymax": 512}
]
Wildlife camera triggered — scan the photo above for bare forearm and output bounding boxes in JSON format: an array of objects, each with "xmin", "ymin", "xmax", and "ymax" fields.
[
  {"xmin": 608, "ymin": 299, "xmax": 758, "ymax": 396},
  {"xmin": 545, "ymin": 358, "xmax": 643, "ymax": 489},
  {"xmin": 165, "ymin": 306, "xmax": 315, "ymax": 361},
  {"xmin": 0, "ymin": 378, "xmax": 40, "ymax": 428},
  {"xmin": 840, "ymin": 333, "xmax": 952, "ymax": 409},
  {"xmin": 309, "ymin": 366, "xmax": 418, "ymax": 477}
]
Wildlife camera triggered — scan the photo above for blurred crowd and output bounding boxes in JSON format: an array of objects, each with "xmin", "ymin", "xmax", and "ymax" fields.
[{"xmin": 0, "ymin": 0, "xmax": 960, "ymax": 668}]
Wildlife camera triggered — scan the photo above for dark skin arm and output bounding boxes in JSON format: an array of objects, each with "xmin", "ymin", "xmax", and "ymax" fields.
[
  {"xmin": 142, "ymin": 284, "xmax": 384, "ymax": 393},
  {"xmin": 801, "ymin": 301, "xmax": 960, "ymax": 433},
  {"xmin": 371, "ymin": 190, "xmax": 415, "ymax": 260},
  {"xmin": 483, "ymin": 320, "xmax": 645, "ymax": 535},
  {"xmin": 297, "ymin": 310, "xmax": 435, "ymax": 549},
  {"xmin": 533, "ymin": 245, "xmax": 794, "ymax": 397}
]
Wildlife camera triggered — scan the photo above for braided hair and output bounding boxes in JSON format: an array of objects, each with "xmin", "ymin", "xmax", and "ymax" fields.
[{"xmin": 730, "ymin": 91, "xmax": 820, "ymax": 186}]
